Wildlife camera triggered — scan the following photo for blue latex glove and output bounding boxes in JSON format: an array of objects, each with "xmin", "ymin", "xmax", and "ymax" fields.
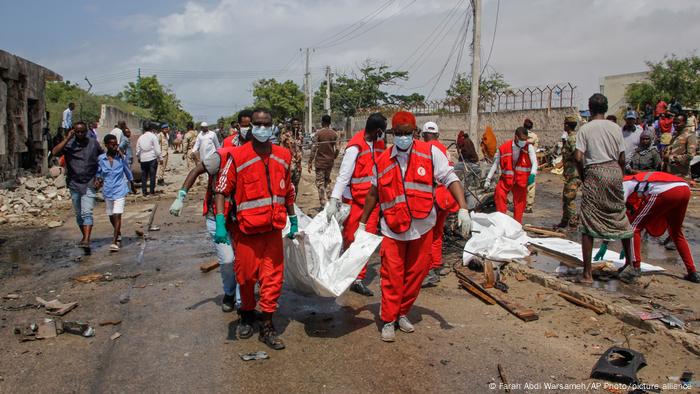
[
  {"xmin": 287, "ymin": 215, "xmax": 298, "ymax": 239},
  {"xmin": 213, "ymin": 214, "xmax": 230, "ymax": 245},
  {"xmin": 527, "ymin": 173, "xmax": 536, "ymax": 186},
  {"xmin": 594, "ymin": 241, "xmax": 608, "ymax": 261},
  {"xmin": 169, "ymin": 189, "xmax": 187, "ymax": 216}
]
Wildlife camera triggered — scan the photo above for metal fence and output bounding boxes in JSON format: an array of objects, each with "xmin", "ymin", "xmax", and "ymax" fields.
[{"xmin": 356, "ymin": 83, "xmax": 577, "ymax": 116}]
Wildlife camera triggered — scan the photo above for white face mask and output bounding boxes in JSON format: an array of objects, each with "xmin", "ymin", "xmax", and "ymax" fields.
[
  {"xmin": 515, "ymin": 139, "xmax": 526, "ymax": 148},
  {"xmin": 239, "ymin": 126, "xmax": 250, "ymax": 139},
  {"xmin": 394, "ymin": 135, "xmax": 413, "ymax": 151},
  {"xmin": 251, "ymin": 125, "xmax": 273, "ymax": 142}
]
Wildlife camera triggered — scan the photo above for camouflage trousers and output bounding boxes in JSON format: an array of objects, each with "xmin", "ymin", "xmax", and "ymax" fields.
[
  {"xmin": 561, "ymin": 177, "xmax": 581, "ymax": 225},
  {"xmin": 315, "ymin": 167, "xmax": 333, "ymax": 206},
  {"xmin": 157, "ymin": 152, "xmax": 169, "ymax": 181},
  {"xmin": 291, "ymin": 166, "xmax": 301, "ymax": 200}
]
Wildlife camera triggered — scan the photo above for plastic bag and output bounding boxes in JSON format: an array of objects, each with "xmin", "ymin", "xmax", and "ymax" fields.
[
  {"xmin": 463, "ymin": 212, "xmax": 530, "ymax": 265},
  {"xmin": 284, "ymin": 207, "xmax": 382, "ymax": 297}
]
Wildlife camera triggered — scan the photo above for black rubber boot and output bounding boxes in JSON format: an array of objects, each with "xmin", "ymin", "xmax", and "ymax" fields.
[
  {"xmin": 237, "ymin": 310, "xmax": 255, "ymax": 339},
  {"xmin": 259, "ymin": 312, "xmax": 285, "ymax": 350}
]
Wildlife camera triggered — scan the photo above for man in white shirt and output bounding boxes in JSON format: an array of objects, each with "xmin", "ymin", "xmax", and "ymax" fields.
[
  {"xmin": 110, "ymin": 121, "xmax": 127, "ymax": 150},
  {"xmin": 621, "ymin": 110, "xmax": 642, "ymax": 166},
  {"xmin": 62, "ymin": 103, "xmax": 75, "ymax": 130},
  {"xmin": 357, "ymin": 111, "xmax": 472, "ymax": 342},
  {"xmin": 484, "ymin": 127, "xmax": 538, "ymax": 223},
  {"xmin": 191, "ymin": 122, "xmax": 221, "ymax": 161},
  {"xmin": 136, "ymin": 122, "xmax": 162, "ymax": 196}
]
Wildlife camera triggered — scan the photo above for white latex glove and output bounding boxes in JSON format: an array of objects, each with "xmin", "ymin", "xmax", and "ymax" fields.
[
  {"xmin": 326, "ymin": 197, "xmax": 339, "ymax": 223},
  {"xmin": 457, "ymin": 208, "xmax": 472, "ymax": 239},
  {"xmin": 483, "ymin": 178, "xmax": 491, "ymax": 189},
  {"xmin": 354, "ymin": 222, "xmax": 367, "ymax": 240}
]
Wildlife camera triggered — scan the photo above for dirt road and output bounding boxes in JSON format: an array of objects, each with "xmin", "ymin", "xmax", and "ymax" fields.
[{"xmin": 1, "ymin": 153, "xmax": 699, "ymax": 393}]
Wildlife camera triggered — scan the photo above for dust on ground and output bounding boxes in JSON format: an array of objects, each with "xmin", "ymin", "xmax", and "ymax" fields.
[{"xmin": 0, "ymin": 152, "xmax": 699, "ymax": 393}]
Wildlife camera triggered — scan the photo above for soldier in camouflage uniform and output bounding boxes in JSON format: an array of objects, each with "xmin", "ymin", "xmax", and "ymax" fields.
[
  {"xmin": 556, "ymin": 115, "xmax": 581, "ymax": 229},
  {"xmin": 182, "ymin": 122, "xmax": 198, "ymax": 170},
  {"xmin": 279, "ymin": 119, "xmax": 303, "ymax": 198},
  {"xmin": 664, "ymin": 114, "xmax": 697, "ymax": 179}
]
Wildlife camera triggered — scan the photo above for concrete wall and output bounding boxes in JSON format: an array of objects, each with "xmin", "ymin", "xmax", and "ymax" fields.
[
  {"xmin": 599, "ymin": 71, "xmax": 648, "ymax": 114},
  {"xmin": 98, "ymin": 104, "xmax": 144, "ymax": 136},
  {"xmin": 0, "ymin": 50, "xmax": 61, "ymax": 181},
  {"xmin": 344, "ymin": 107, "xmax": 579, "ymax": 150}
]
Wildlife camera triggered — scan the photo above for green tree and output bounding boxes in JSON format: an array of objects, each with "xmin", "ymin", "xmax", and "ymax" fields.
[
  {"xmin": 45, "ymin": 81, "xmax": 150, "ymax": 132},
  {"xmin": 387, "ymin": 93, "xmax": 425, "ymax": 107},
  {"xmin": 625, "ymin": 55, "xmax": 700, "ymax": 109},
  {"xmin": 120, "ymin": 75, "xmax": 192, "ymax": 128},
  {"xmin": 313, "ymin": 60, "xmax": 410, "ymax": 117},
  {"xmin": 445, "ymin": 72, "xmax": 510, "ymax": 112},
  {"xmin": 252, "ymin": 79, "xmax": 304, "ymax": 121}
]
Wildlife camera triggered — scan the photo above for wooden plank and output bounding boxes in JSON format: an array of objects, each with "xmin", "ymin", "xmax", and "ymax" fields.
[
  {"xmin": 483, "ymin": 261, "xmax": 495, "ymax": 288},
  {"xmin": 558, "ymin": 292, "xmax": 606, "ymax": 314},
  {"xmin": 456, "ymin": 270, "xmax": 539, "ymax": 322},
  {"xmin": 523, "ymin": 224, "xmax": 566, "ymax": 238},
  {"xmin": 458, "ymin": 279, "xmax": 496, "ymax": 305},
  {"xmin": 199, "ymin": 260, "xmax": 220, "ymax": 273}
]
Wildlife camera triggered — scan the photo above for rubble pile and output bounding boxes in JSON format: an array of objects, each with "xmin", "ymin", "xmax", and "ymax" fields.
[{"xmin": 0, "ymin": 167, "xmax": 71, "ymax": 226}]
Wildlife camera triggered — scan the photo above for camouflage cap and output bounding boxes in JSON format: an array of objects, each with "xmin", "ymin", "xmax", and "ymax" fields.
[{"xmin": 564, "ymin": 115, "xmax": 578, "ymax": 123}]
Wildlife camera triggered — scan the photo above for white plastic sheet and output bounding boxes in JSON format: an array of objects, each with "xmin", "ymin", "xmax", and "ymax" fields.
[
  {"xmin": 283, "ymin": 207, "xmax": 383, "ymax": 297},
  {"xmin": 463, "ymin": 212, "xmax": 530, "ymax": 264},
  {"xmin": 462, "ymin": 212, "xmax": 665, "ymax": 273}
]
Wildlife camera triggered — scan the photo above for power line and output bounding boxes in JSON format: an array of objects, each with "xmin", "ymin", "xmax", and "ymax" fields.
[
  {"xmin": 311, "ymin": 0, "xmax": 396, "ymax": 48},
  {"xmin": 404, "ymin": 1, "xmax": 469, "ymax": 75},
  {"xmin": 316, "ymin": 0, "xmax": 417, "ymax": 50},
  {"xmin": 425, "ymin": 9, "xmax": 471, "ymax": 99},
  {"xmin": 480, "ymin": 0, "xmax": 499, "ymax": 77},
  {"xmin": 397, "ymin": 0, "xmax": 466, "ymax": 70}
]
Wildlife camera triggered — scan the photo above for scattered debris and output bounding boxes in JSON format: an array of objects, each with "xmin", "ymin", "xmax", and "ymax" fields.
[
  {"xmin": 483, "ymin": 261, "xmax": 495, "ymax": 288},
  {"xmin": 681, "ymin": 371, "xmax": 694, "ymax": 385},
  {"xmin": 98, "ymin": 320, "xmax": 122, "ymax": 326},
  {"xmin": 73, "ymin": 273, "xmax": 111, "ymax": 283},
  {"xmin": 514, "ymin": 273, "xmax": 527, "ymax": 282},
  {"xmin": 544, "ymin": 331, "xmax": 559, "ymax": 338},
  {"xmin": 638, "ymin": 311, "xmax": 663, "ymax": 321},
  {"xmin": 558, "ymin": 293, "xmax": 606, "ymax": 315},
  {"xmin": 590, "ymin": 347, "xmax": 647, "ymax": 385},
  {"xmin": 135, "ymin": 229, "xmax": 145, "ymax": 237},
  {"xmin": 660, "ymin": 314, "xmax": 685, "ymax": 329},
  {"xmin": 3, "ymin": 294, "xmax": 20, "ymax": 300},
  {"xmin": 110, "ymin": 332, "xmax": 122, "ymax": 341},
  {"xmin": 456, "ymin": 269, "xmax": 538, "ymax": 322},
  {"xmin": 200, "ymin": 260, "xmax": 220, "ymax": 273},
  {"xmin": 523, "ymin": 225, "xmax": 566, "ymax": 238},
  {"xmin": 239, "ymin": 351, "xmax": 269, "ymax": 361},
  {"xmin": 36, "ymin": 297, "xmax": 77, "ymax": 316},
  {"xmin": 149, "ymin": 226, "xmax": 160, "ymax": 231},
  {"xmin": 3, "ymin": 303, "xmax": 38, "ymax": 311},
  {"xmin": 47, "ymin": 221, "xmax": 63, "ymax": 228},
  {"xmin": 62, "ymin": 321, "xmax": 95, "ymax": 337},
  {"xmin": 36, "ymin": 318, "xmax": 59, "ymax": 339},
  {"xmin": 497, "ymin": 364, "xmax": 510, "ymax": 392}
]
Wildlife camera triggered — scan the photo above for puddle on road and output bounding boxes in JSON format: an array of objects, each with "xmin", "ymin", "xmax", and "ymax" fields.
[{"xmin": 528, "ymin": 253, "xmax": 631, "ymax": 295}]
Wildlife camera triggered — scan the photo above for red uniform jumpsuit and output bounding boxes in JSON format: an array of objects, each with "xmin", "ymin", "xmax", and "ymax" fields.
[
  {"xmin": 494, "ymin": 140, "xmax": 532, "ymax": 223},
  {"xmin": 425, "ymin": 140, "xmax": 459, "ymax": 269},
  {"xmin": 375, "ymin": 140, "xmax": 435, "ymax": 322},
  {"xmin": 624, "ymin": 171, "xmax": 696, "ymax": 274},
  {"xmin": 342, "ymin": 130, "xmax": 385, "ymax": 280},
  {"xmin": 215, "ymin": 143, "xmax": 294, "ymax": 313}
]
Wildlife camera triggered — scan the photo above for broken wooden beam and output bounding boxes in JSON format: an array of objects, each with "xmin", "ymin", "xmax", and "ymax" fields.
[
  {"xmin": 456, "ymin": 269, "xmax": 539, "ymax": 322},
  {"xmin": 558, "ymin": 292, "xmax": 606, "ymax": 314},
  {"xmin": 199, "ymin": 260, "xmax": 220, "ymax": 273},
  {"xmin": 458, "ymin": 279, "xmax": 496, "ymax": 305},
  {"xmin": 483, "ymin": 261, "xmax": 496, "ymax": 288},
  {"xmin": 523, "ymin": 224, "xmax": 566, "ymax": 238},
  {"xmin": 498, "ymin": 364, "xmax": 510, "ymax": 393}
]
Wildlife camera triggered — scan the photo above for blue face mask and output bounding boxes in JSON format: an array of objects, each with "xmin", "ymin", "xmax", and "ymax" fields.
[
  {"xmin": 394, "ymin": 135, "xmax": 413, "ymax": 151},
  {"xmin": 251, "ymin": 125, "xmax": 272, "ymax": 142},
  {"xmin": 515, "ymin": 139, "xmax": 526, "ymax": 148}
]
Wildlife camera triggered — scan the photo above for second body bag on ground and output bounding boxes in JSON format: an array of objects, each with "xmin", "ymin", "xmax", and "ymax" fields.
[{"xmin": 283, "ymin": 207, "xmax": 382, "ymax": 297}]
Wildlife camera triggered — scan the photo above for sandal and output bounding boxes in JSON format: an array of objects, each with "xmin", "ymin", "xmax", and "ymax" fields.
[{"xmin": 109, "ymin": 243, "xmax": 120, "ymax": 252}]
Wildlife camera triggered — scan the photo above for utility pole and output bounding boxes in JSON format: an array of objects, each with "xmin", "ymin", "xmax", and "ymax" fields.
[
  {"xmin": 324, "ymin": 66, "xmax": 332, "ymax": 116},
  {"xmin": 468, "ymin": 0, "xmax": 481, "ymax": 140},
  {"xmin": 304, "ymin": 48, "xmax": 312, "ymax": 134},
  {"xmin": 137, "ymin": 67, "xmax": 142, "ymax": 108}
]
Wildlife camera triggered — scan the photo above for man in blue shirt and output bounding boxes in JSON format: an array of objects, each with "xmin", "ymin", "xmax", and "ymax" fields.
[{"xmin": 96, "ymin": 134, "xmax": 135, "ymax": 252}]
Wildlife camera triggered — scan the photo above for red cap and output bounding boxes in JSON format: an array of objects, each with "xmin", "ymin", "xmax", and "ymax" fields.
[{"xmin": 391, "ymin": 111, "xmax": 416, "ymax": 128}]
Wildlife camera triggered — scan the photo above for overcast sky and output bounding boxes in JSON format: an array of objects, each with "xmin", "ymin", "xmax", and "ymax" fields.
[{"xmin": 2, "ymin": 0, "xmax": 699, "ymax": 122}]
